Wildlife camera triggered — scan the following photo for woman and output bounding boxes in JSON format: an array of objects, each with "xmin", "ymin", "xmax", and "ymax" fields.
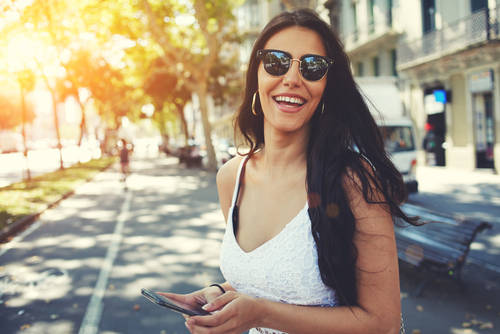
[{"xmin": 162, "ymin": 8, "xmax": 417, "ymax": 334}]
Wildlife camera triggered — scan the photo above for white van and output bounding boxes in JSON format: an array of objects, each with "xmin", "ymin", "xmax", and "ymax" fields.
[
  {"xmin": 356, "ymin": 77, "xmax": 418, "ymax": 193},
  {"xmin": 0, "ymin": 133, "xmax": 25, "ymax": 154}
]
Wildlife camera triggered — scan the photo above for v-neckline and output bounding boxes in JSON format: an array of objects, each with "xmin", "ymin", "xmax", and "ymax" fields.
[{"xmin": 230, "ymin": 201, "xmax": 309, "ymax": 254}]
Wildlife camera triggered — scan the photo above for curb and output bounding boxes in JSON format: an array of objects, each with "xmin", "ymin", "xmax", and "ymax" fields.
[{"xmin": 0, "ymin": 160, "xmax": 117, "ymax": 244}]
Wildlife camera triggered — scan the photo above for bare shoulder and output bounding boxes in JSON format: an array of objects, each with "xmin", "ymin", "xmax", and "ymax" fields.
[
  {"xmin": 216, "ymin": 155, "xmax": 244, "ymax": 191},
  {"xmin": 216, "ymin": 155, "xmax": 245, "ymax": 223}
]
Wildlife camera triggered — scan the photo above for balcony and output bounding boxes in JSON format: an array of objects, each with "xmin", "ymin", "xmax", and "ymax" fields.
[
  {"xmin": 397, "ymin": 5, "xmax": 500, "ymax": 70},
  {"xmin": 342, "ymin": 10, "xmax": 399, "ymax": 54}
]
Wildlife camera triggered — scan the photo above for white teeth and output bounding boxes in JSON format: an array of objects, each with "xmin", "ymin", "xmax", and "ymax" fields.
[{"xmin": 275, "ymin": 96, "xmax": 304, "ymax": 105}]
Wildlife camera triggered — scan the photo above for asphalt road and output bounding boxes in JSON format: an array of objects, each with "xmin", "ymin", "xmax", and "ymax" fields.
[
  {"xmin": 0, "ymin": 155, "xmax": 225, "ymax": 334},
  {"xmin": 0, "ymin": 154, "xmax": 499, "ymax": 334}
]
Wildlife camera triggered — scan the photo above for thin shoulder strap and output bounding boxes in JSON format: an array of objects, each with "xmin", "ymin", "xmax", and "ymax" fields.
[{"xmin": 231, "ymin": 156, "xmax": 249, "ymax": 207}]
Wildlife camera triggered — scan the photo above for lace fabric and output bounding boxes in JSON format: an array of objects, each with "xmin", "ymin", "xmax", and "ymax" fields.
[{"xmin": 219, "ymin": 158, "xmax": 338, "ymax": 334}]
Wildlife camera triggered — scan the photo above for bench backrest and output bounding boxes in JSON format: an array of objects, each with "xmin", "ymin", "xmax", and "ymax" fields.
[
  {"xmin": 395, "ymin": 204, "xmax": 492, "ymax": 265},
  {"xmin": 395, "ymin": 220, "xmax": 485, "ymax": 255}
]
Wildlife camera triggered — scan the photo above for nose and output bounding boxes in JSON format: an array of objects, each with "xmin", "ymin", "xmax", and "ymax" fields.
[{"xmin": 282, "ymin": 59, "xmax": 302, "ymax": 87}]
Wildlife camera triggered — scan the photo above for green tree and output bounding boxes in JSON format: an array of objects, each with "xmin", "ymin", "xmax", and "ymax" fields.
[
  {"xmin": 100, "ymin": 0, "xmax": 243, "ymax": 171},
  {"xmin": 1, "ymin": 0, "xmax": 133, "ymax": 145},
  {"xmin": 143, "ymin": 57, "xmax": 191, "ymax": 147},
  {"xmin": 57, "ymin": 48, "xmax": 128, "ymax": 144},
  {"xmin": 0, "ymin": 91, "xmax": 35, "ymax": 131}
]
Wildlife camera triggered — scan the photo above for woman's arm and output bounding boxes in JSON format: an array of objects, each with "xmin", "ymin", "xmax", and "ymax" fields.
[{"xmin": 186, "ymin": 165, "xmax": 401, "ymax": 334}]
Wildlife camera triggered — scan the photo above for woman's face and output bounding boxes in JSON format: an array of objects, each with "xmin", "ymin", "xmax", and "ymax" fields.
[{"xmin": 257, "ymin": 26, "xmax": 327, "ymax": 135}]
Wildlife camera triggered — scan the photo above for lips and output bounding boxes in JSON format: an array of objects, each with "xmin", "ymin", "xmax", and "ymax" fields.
[{"xmin": 273, "ymin": 95, "xmax": 307, "ymax": 111}]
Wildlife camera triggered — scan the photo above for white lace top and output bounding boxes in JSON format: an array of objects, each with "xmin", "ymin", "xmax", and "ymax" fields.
[{"xmin": 219, "ymin": 157, "xmax": 338, "ymax": 334}]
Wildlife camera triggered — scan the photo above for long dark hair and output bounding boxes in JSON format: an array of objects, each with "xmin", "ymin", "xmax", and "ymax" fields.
[{"xmin": 234, "ymin": 8, "xmax": 418, "ymax": 307}]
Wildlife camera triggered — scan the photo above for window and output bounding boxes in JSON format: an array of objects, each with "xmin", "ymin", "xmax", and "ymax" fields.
[
  {"xmin": 357, "ymin": 62, "xmax": 364, "ymax": 76},
  {"xmin": 373, "ymin": 56, "xmax": 380, "ymax": 76},
  {"xmin": 387, "ymin": 0, "xmax": 393, "ymax": 26},
  {"xmin": 422, "ymin": 0, "xmax": 436, "ymax": 33},
  {"xmin": 368, "ymin": 0, "xmax": 375, "ymax": 32},
  {"xmin": 238, "ymin": 0, "xmax": 259, "ymax": 30},
  {"xmin": 380, "ymin": 126, "xmax": 415, "ymax": 153},
  {"xmin": 353, "ymin": 3, "xmax": 359, "ymax": 40},
  {"xmin": 471, "ymin": 0, "xmax": 488, "ymax": 12},
  {"xmin": 390, "ymin": 49, "xmax": 397, "ymax": 76}
]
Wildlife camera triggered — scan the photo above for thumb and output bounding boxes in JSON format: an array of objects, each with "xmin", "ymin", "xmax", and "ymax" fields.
[{"xmin": 202, "ymin": 292, "xmax": 236, "ymax": 312}]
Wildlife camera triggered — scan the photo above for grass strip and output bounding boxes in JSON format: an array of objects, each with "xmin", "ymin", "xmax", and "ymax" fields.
[{"xmin": 0, "ymin": 156, "xmax": 117, "ymax": 231}]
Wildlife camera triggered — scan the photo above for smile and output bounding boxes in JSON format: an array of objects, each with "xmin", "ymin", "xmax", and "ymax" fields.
[{"xmin": 274, "ymin": 95, "xmax": 305, "ymax": 108}]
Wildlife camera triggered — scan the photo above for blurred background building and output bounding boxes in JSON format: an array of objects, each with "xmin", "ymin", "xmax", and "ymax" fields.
[
  {"xmin": 336, "ymin": 0, "xmax": 500, "ymax": 172},
  {"xmin": 218, "ymin": 0, "xmax": 500, "ymax": 173}
]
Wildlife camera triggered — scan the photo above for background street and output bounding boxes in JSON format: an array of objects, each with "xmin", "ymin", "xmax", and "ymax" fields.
[
  {"xmin": 0, "ymin": 150, "xmax": 499, "ymax": 334},
  {"xmin": 0, "ymin": 146, "xmax": 102, "ymax": 188}
]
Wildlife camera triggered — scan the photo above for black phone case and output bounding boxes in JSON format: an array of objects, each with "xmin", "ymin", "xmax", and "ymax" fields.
[{"xmin": 141, "ymin": 288, "xmax": 209, "ymax": 316}]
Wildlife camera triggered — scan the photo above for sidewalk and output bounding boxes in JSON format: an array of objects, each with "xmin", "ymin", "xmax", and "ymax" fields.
[
  {"xmin": 408, "ymin": 165, "xmax": 500, "ymax": 272},
  {"xmin": 400, "ymin": 166, "xmax": 500, "ymax": 333},
  {"xmin": 0, "ymin": 156, "xmax": 498, "ymax": 333},
  {"xmin": 411, "ymin": 166, "xmax": 500, "ymax": 223}
]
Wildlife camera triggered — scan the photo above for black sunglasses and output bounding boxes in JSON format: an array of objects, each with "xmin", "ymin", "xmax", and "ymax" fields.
[{"xmin": 257, "ymin": 49, "xmax": 334, "ymax": 82}]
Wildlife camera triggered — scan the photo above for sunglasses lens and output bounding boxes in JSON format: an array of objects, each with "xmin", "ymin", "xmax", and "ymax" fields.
[
  {"xmin": 301, "ymin": 56, "xmax": 329, "ymax": 81},
  {"xmin": 262, "ymin": 51, "xmax": 290, "ymax": 76}
]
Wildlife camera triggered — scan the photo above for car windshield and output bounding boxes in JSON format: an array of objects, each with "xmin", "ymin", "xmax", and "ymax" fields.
[{"xmin": 380, "ymin": 126, "xmax": 415, "ymax": 153}]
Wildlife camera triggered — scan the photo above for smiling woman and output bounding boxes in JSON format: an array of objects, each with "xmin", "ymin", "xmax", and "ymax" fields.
[{"xmin": 160, "ymin": 8, "xmax": 418, "ymax": 334}]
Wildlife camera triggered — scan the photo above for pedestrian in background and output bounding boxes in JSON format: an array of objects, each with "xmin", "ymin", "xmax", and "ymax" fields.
[
  {"xmin": 161, "ymin": 8, "xmax": 418, "ymax": 334},
  {"xmin": 119, "ymin": 139, "xmax": 130, "ymax": 179}
]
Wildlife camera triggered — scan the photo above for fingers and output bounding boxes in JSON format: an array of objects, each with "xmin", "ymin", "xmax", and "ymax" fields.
[
  {"xmin": 202, "ymin": 291, "xmax": 237, "ymax": 312},
  {"xmin": 186, "ymin": 315, "xmax": 233, "ymax": 334}
]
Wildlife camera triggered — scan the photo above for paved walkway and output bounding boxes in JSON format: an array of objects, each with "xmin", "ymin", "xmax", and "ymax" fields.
[
  {"xmin": 408, "ymin": 166, "xmax": 500, "ymax": 272},
  {"xmin": 0, "ymin": 156, "xmax": 498, "ymax": 333},
  {"xmin": 412, "ymin": 166, "xmax": 500, "ymax": 222}
]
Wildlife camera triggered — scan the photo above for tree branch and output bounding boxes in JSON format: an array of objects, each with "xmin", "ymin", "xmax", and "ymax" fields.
[{"xmin": 142, "ymin": 0, "xmax": 199, "ymax": 81}]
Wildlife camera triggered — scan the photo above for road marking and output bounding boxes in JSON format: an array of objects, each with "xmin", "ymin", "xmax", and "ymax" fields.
[
  {"xmin": 78, "ymin": 190, "xmax": 133, "ymax": 334},
  {"xmin": 0, "ymin": 220, "xmax": 43, "ymax": 258}
]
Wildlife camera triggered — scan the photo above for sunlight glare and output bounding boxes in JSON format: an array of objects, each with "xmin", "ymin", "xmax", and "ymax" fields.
[
  {"xmin": 7, "ymin": 35, "xmax": 38, "ymax": 70},
  {"xmin": 175, "ymin": 14, "xmax": 195, "ymax": 26},
  {"xmin": 141, "ymin": 103, "xmax": 155, "ymax": 117}
]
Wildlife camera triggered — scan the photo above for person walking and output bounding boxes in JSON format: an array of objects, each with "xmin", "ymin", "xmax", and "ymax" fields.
[
  {"xmin": 160, "ymin": 8, "xmax": 417, "ymax": 334},
  {"xmin": 119, "ymin": 139, "xmax": 130, "ymax": 182}
]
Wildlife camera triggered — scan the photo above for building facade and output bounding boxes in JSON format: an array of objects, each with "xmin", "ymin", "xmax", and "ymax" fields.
[{"xmin": 337, "ymin": 0, "xmax": 500, "ymax": 172}]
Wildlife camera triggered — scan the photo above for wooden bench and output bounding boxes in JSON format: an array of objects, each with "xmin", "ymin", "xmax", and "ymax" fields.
[{"xmin": 395, "ymin": 203, "xmax": 493, "ymax": 296}]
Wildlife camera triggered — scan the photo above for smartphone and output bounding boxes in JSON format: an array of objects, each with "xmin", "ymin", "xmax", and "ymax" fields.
[{"xmin": 141, "ymin": 288, "xmax": 210, "ymax": 316}]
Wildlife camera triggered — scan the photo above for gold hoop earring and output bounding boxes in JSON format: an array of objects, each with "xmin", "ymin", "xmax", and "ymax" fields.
[
  {"xmin": 321, "ymin": 103, "xmax": 325, "ymax": 114},
  {"xmin": 252, "ymin": 91, "xmax": 259, "ymax": 115}
]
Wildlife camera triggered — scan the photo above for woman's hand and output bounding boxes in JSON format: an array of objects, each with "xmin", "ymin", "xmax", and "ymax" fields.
[
  {"xmin": 157, "ymin": 286, "xmax": 224, "ymax": 323},
  {"xmin": 157, "ymin": 286, "xmax": 221, "ymax": 310},
  {"xmin": 185, "ymin": 291, "xmax": 265, "ymax": 334}
]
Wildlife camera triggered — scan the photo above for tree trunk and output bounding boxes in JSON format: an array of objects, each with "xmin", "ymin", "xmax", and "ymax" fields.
[
  {"xmin": 175, "ymin": 104, "xmax": 190, "ymax": 147},
  {"xmin": 196, "ymin": 84, "xmax": 217, "ymax": 171},
  {"xmin": 43, "ymin": 77, "xmax": 64, "ymax": 169},
  {"xmin": 20, "ymin": 86, "xmax": 31, "ymax": 180},
  {"xmin": 77, "ymin": 99, "xmax": 86, "ymax": 147}
]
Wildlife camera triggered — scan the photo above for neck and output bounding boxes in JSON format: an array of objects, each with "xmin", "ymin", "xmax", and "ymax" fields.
[{"xmin": 257, "ymin": 124, "xmax": 310, "ymax": 176}]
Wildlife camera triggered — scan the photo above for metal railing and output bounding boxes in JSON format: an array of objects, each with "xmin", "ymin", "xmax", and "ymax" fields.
[
  {"xmin": 342, "ymin": 10, "xmax": 393, "ymax": 49},
  {"xmin": 397, "ymin": 5, "xmax": 500, "ymax": 68}
]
